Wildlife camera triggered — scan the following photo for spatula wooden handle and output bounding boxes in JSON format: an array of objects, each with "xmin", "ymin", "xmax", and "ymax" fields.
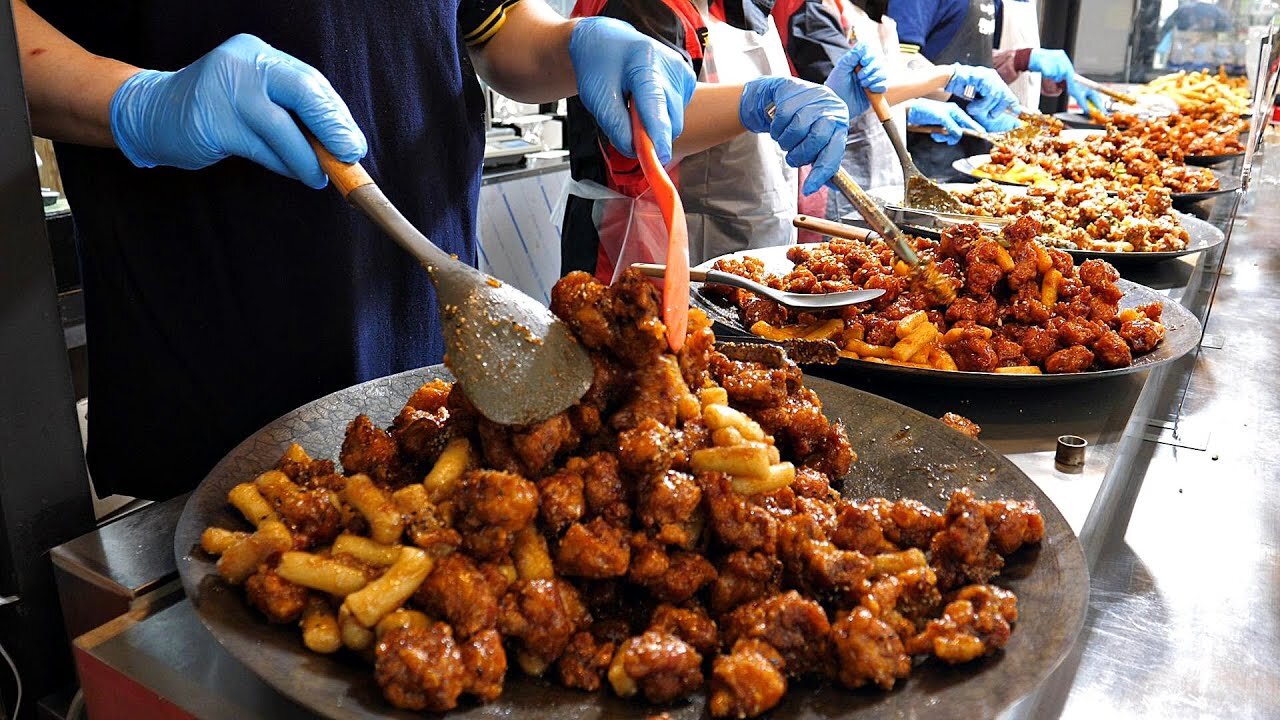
[
  {"xmin": 794, "ymin": 215, "xmax": 874, "ymax": 242},
  {"xmin": 304, "ymin": 132, "xmax": 374, "ymax": 198}
]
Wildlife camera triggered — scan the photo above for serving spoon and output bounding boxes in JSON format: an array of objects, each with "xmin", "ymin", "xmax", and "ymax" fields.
[
  {"xmin": 630, "ymin": 263, "xmax": 885, "ymax": 311},
  {"xmin": 305, "ymin": 136, "xmax": 593, "ymax": 427}
]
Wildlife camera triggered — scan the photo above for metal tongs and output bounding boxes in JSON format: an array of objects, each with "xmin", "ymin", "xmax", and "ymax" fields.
[{"xmin": 631, "ymin": 263, "xmax": 884, "ymax": 311}]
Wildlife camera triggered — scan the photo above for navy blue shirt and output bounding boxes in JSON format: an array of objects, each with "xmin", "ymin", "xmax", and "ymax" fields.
[
  {"xmin": 32, "ymin": 0, "xmax": 515, "ymax": 499},
  {"xmin": 887, "ymin": 0, "xmax": 970, "ymax": 59}
]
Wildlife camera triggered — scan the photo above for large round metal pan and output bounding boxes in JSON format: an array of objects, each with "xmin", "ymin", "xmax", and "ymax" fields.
[
  {"xmin": 950, "ymin": 154, "xmax": 1241, "ymax": 204},
  {"xmin": 690, "ymin": 245, "xmax": 1202, "ymax": 386},
  {"xmin": 175, "ymin": 367, "xmax": 1088, "ymax": 719},
  {"xmin": 866, "ymin": 183, "xmax": 1225, "ymax": 262}
]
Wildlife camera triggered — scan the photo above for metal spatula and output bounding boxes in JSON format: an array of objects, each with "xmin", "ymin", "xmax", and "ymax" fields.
[
  {"xmin": 864, "ymin": 91, "xmax": 967, "ymax": 214},
  {"xmin": 305, "ymin": 136, "xmax": 593, "ymax": 426}
]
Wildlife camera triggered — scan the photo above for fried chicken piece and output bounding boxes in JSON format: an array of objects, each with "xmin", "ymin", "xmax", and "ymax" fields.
[
  {"xmin": 778, "ymin": 512, "xmax": 872, "ymax": 601},
  {"xmin": 830, "ymin": 500, "xmax": 896, "ymax": 555},
  {"xmin": 244, "ymin": 565, "xmax": 308, "ymax": 624},
  {"xmin": 830, "ymin": 607, "xmax": 911, "ymax": 690},
  {"xmin": 611, "ymin": 356, "xmax": 688, "ymax": 431},
  {"xmin": 617, "ymin": 418, "xmax": 676, "ymax": 480},
  {"xmin": 678, "ymin": 308, "xmax": 717, "ymax": 390},
  {"xmin": 457, "ymin": 469, "xmax": 539, "ymax": 560},
  {"xmin": 700, "ymin": 472, "xmax": 778, "ymax": 554},
  {"xmin": 628, "ymin": 533, "xmax": 717, "ymax": 603},
  {"xmin": 390, "ymin": 379, "xmax": 453, "ymax": 462},
  {"xmin": 709, "ymin": 639, "xmax": 787, "ymax": 719},
  {"xmin": 277, "ymin": 456, "xmax": 342, "ymax": 491},
  {"xmin": 637, "ymin": 470, "xmax": 703, "ymax": 549},
  {"xmin": 498, "ymin": 578, "xmax": 591, "ymax": 676},
  {"xmin": 912, "ymin": 585, "xmax": 1018, "ymax": 663},
  {"xmin": 558, "ymin": 630, "xmax": 616, "ymax": 691},
  {"xmin": 605, "ymin": 269, "xmax": 669, "ymax": 367},
  {"xmin": 375, "ymin": 624, "xmax": 465, "ymax": 712},
  {"xmin": 1017, "ymin": 326, "xmax": 1059, "ymax": 364},
  {"xmin": 981, "ymin": 499, "xmax": 1046, "ymax": 555},
  {"xmin": 1045, "ymin": 345, "xmax": 1095, "ymax": 374},
  {"xmin": 273, "ymin": 486, "xmax": 342, "ymax": 549},
  {"xmin": 459, "ymin": 628, "xmax": 506, "ymax": 702},
  {"xmin": 1092, "ymin": 329, "xmax": 1134, "ymax": 368},
  {"xmin": 709, "ymin": 551, "xmax": 783, "ymax": 615},
  {"xmin": 940, "ymin": 412, "xmax": 982, "ymax": 439},
  {"xmin": 341, "ymin": 414, "xmax": 416, "ymax": 488},
  {"xmin": 510, "ymin": 412, "xmax": 580, "ymax": 478},
  {"xmin": 930, "ymin": 488, "xmax": 1003, "ymax": 590},
  {"xmin": 557, "ymin": 518, "xmax": 631, "ymax": 578},
  {"xmin": 721, "ymin": 591, "xmax": 832, "ymax": 677},
  {"xmin": 414, "ymin": 553, "xmax": 503, "ymax": 638},
  {"xmin": 1119, "ymin": 318, "xmax": 1165, "ymax": 354},
  {"xmin": 537, "ymin": 464, "xmax": 585, "ymax": 535},
  {"xmin": 579, "ymin": 452, "xmax": 630, "ymax": 524},
  {"xmin": 608, "ymin": 631, "xmax": 703, "ymax": 704},
  {"xmin": 648, "ymin": 604, "xmax": 718, "ymax": 656},
  {"xmin": 791, "ymin": 467, "xmax": 838, "ymax": 501},
  {"xmin": 715, "ymin": 361, "xmax": 791, "ymax": 408},
  {"xmin": 551, "ymin": 271, "xmax": 613, "ymax": 350},
  {"xmin": 866, "ymin": 498, "xmax": 943, "ymax": 550},
  {"xmin": 944, "ymin": 328, "xmax": 1000, "ymax": 373}
]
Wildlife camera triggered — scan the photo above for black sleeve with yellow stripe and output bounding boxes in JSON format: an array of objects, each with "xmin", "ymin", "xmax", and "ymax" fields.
[{"xmin": 460, "ymin": 0, "xmax": 524, "ymax": 46}]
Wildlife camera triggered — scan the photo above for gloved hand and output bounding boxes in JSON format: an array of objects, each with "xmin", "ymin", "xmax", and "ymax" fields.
[
  {"xmin": 945, "ymin": 64, "xmax": 1021, "ymax": 131},
  {"xmin": 907, "ymin": 98, "xmax": 985, "ymax": 145},
  {"xmin": 110, "ymin": 34, "xmax": 367, "ymax": 189},
  {"xmin": 569, "ymin": 17, "xmax": 698, "ymax": 164},
  {"xmin": 823, "ymin": 42, "xmax": 890, "ymax": 119},
  {"xmin": 740, "ymin": 76, "xmax": 850, "ymax": 195},
  {"xmin": 1028, "ymin": 48, "xmax": 1109, "ymax": 115}
]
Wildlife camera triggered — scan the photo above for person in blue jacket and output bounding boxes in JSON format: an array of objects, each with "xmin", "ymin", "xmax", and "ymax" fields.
[{"xmin": 14, "ymin": 0, "xmax": 697, "ymax": 499}]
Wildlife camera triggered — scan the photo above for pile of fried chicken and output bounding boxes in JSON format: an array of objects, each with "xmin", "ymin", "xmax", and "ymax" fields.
[{"xmin": 207, "ymin": 270, "xmax": 1045, "ymax": 717}]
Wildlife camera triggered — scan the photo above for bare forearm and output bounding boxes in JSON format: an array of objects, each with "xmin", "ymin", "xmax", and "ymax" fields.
[
  {"xmin": 883, "ymin": 65, "xmax": 953, "ymax": 105},
  {"xmin": 672, "ymin": 84, "xmax": 746, "ymax": 160},
  {"xmin": 470, "ymin": 0, "xmax": 578, "ymax": 103},
  {"xmin": 15, "ymin": 2, "xmax": 140, "ymax": 145}
]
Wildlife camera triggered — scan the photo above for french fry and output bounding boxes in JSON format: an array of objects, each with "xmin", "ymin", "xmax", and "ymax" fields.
[
  {"xmin": 993, "ymin": 244, "xmax": 1016, "ymax": 273},
  {"xmin": 730, "ymin": 462, "xmax": 795, "ymax": 496},
  {"xmin": 842, "ymin": 323, "xmax": 865, "ymax": 342},
  {"xmin": 892, "ymin": 323, "xmax": 937, "ymax": 362},
  {"xmin": 845, "ymin": 339, "xmax": 895, "ymax": 359},
  {"xmin": 908, "ymin": 345, "xmax": 932, "ymax": 365},
  {"xmin": 254, "ymin": 469, "xmax": 300, "ymax": 505},
  {"xmin": 1034, "ymin": 244, "xmax": 1052, "ymax": 274},
  {"xmin": 766, "ymin": 444, "xmax": 781, "ymax": 465},
  {"xmin": 217, "ymin": 520, "xmax": 292, "ymax": 584},
  {"xmin": 802, "ymin": 319, "xmax": 844, "ymax": 341},
  {"xmin": 929, "ymin": 347, "xmax": 959, "ymax": 372},
  {"xmin": 332, "ymin": 534, "xmax": 403, "ymax": 567},
  {"xmin": 301, "ymin": 598, "xmax": 342, "ymax": 654},
  {"xmin": 342, "ymin": 474, "xmax": 405, "ymax": 545},
  {"xmin": 277, "ymin": 551, "xmax": 372, "ymax": 597},
  {"xmin": 895, "ymin": 311, "xmax": 929, "ymax": 338},
  {"xmin": 1041, "ymin": 269, "xmax": 1063, "ymax": 307},
  {"xmin": 200, "ymin": 527, "xmax": 248, "ymax": 556},
  {"xmin": 375, "ymin": 609, "xmax": 432, "ymax": 639},
  {"xmin": 943, "ymin": 325, "xmax": 992, "ymax": 343},
  {"xmin": 512, "ymin": 526, "xmax": 554, "ymax": 580},
  {"xmin": 343, "ymin": 547, "xmax": 434, "ymax": 628},
  {"xmin": 698, "ymin": 387, "xmax": 729, "ymax": 407},
  {"xmin": 750, "ymin": 321, "xmax": 802, "ymax": 341},
  {"xmin": 228, "ymin": 483, "xmax": 276, "ymax": 527},
  {"xmin": 338, "ymin": 604, "xmax": 375, "ymax": 652},
  {"xmin": 995, "ymin": 366, "xmax": 1043, "ymax": 375},
  {"xmin": 871, "ymin": 548, "xmax": 928, "ymax": 577},
  {"xmin": 692, "ymin": 445, "xmax": 771, "ymax": 479},
  {"xmin": 282, "ymin": 442, "xmax": 311, "ymax": 464},
  {"xmin": 423, "ymin": 438, "xmax": 473, "ymax": 502},
  {"xmin": 703, "ymin": 404, "xmax": 765, "ymax": 441}
]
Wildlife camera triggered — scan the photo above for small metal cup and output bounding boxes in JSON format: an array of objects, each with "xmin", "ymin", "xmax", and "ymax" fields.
[{"xmin": 1055, "ymin": 435, "xmax": 1088, "ymax": 473}]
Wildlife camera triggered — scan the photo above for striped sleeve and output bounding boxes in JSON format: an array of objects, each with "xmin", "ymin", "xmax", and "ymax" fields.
[{"xmin": 460, "ymin": 0, "xmax": 523, "ymax": 46}]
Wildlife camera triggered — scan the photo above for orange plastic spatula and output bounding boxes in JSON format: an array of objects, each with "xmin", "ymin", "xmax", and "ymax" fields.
[{"xmin": 629, "ymin": 105, "xmax": 689, "ymax": 352}]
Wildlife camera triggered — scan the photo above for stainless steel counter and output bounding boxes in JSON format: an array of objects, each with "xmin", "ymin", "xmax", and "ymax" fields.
[{"xmin": 69, "ymin": 147, "xmax": 1280, "ymax": 718}]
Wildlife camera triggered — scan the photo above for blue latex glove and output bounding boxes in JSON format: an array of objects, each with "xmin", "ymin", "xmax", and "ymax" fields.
[
  {"xmin": 1029, "ymin": 49, "xmax": 1109, "ymax": 115},
  {"xmin": 946, "ymin": 64, "xmax": 1022, "ymax": 131},
  {"xmin": 740, "ymin": 76, "xmax": 850, "ymax": 195},
  {"xmin": 907, "ymin": 98, "xmax": 985, "ymax": 145},
  {"xmin": 823, "ymin": 42, "xmax": 890, "ymax": 119},
  {"xmin": 110, "ymin": 34, "xmax": 367, "ymax": 189},
  {"xmin": 569, "ymin": 17, "xmax": 697, "ymax": 165}
]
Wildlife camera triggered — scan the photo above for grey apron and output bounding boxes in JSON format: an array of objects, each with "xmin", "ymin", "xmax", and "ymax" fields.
[{"xmin": 905, "ymin": 0, "xmax": 996, "ymax": 181}]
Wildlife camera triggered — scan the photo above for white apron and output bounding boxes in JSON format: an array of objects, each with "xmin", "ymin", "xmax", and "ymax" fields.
[
  {"xmin": 680, "ymin": 13, "xmax": 798, "ymax": 264},
  {"xmin": 833, "ymin": 8, "xmax": 906, "ymax": 213},
  {"xmin": 999, "ymin": 0, "xmax": 1042, "ymax": 109}
]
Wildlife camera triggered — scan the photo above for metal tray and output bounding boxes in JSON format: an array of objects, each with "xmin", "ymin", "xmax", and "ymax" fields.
[
  {"xmin": 950, "ymin": 154, "xmax": 1241, "ymax": 204},
  {"xmin": 174, "ymin": 366, "xmax": 1088, "ymax": 719},
  {"xmin": 865, "ymin": 183, "xmax": 1226, "ymax": 263},
  {"xmin": 690, "ymin": 245, "xmax": 1202, "ymax": 386}
]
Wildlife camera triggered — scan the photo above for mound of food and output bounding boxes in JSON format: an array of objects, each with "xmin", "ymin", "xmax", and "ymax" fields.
[
  {"xmin": 1141, "ymin": 69, "xmax": 1251, "ymax": 118},
  {"xmin": 708, "ymin": 217, "xmax": 1168, "ymax": 374},
  {"xmin": 979, "ymin": 135, "xmax": 1220, "ymax": 194},
  {"xmin": 1104, "ymin": 111, "xmax": 1246, "ymax": 160},
  {"xmin": 199, "ymin": 270, "xmax": 1045, "ymax": 717},
  {"xmin": 953, "ymin": 180, "xmax": 1190, "ymax": 253}
]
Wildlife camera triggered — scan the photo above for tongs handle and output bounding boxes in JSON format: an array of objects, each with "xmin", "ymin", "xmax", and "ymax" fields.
[
  {"xmin": 793, "ymin": 214, "xmax": 876, "ymax": 242},
  {"xmin": 1073, "ymin": 74, "xmax": 1139, "ymax": 106},
  {"xmin": 907, "ymin": 124, "xmax": 998, "ymax": 145},
  {"xmin": 633, "ymin": 263, "xmax": 708, "ymax": 282}
]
